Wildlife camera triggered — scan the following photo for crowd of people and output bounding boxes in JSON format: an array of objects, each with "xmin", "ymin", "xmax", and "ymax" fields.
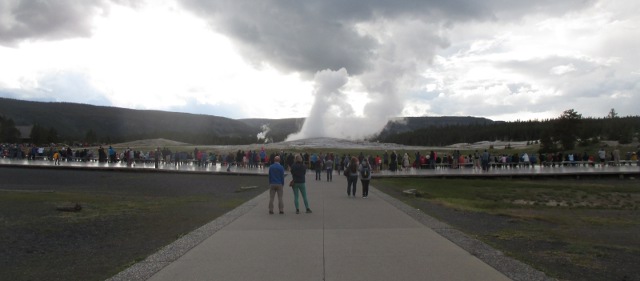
[
  {"xmin": 3, "ymin": 143, "xmax": 639, "ymax": 216},
  {"xmin": 267, "ymin": 152, "xmax": 375, "ymax": 215},
  {"xmin": 2, "ymin": 143, "xmax": 639, "ymax": 171}
]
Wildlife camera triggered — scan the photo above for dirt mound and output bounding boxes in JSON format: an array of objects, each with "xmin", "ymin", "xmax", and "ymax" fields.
[{"xmin": 111, "ymin": 138, "xmax": 190, "ymax": 148}]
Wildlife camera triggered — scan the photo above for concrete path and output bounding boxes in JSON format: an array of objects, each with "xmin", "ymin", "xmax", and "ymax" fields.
[{"xmin": 128, "ymin": 173, "xmax": 514, "ymax": 281}]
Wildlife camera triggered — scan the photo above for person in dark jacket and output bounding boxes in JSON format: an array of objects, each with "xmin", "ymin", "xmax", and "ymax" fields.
[
  {"xmin": 291, "ymin": 154, "xmax": 312, "ymax": 214},
  {"xmin": 359, "ymin": 158, "xmax": 372, "ymax": 198},
  {"xmin": 346, "ymin": 156, "xmax": 359, "ymax": 197}
]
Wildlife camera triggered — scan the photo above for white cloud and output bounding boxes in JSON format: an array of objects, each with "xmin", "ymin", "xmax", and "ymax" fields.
[
  {"xmin": 411, "ymin": 0, "xmax": 640, "ymax": 121},
  {"xmin": 0, "ymin": 1, "xmax": 314, "ymax": 118},
  {"xmin": 550, "ymin": 64, "xmax": 577, "ymax": 75}
]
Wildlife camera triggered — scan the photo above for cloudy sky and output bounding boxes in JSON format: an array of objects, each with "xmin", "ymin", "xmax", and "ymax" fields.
[{"xmin": 1, "ymin": 0, "xmax": 638, "ymax": 139}]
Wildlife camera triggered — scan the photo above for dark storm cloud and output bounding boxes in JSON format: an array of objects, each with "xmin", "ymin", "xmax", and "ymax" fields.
[
  {"xmin": 178, "ymin": 0, "xmax": 594, "ymax": 76},
  {"xmin": 0, "ymin": 0, "xmax": 140, "ymax": 46}
]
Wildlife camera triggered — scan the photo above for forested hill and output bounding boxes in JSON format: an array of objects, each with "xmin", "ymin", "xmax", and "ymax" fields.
[
  {"xmin": 5, "ymin": 98, "xmax": 635, "ymax": 148},
  {"xmin": 1, "ymin": 98, "xmax": 500, "ymax": 144},
  {"xmin": 378, "ymin": 116, "xmax": 498, "ymax": 138},
  {"xmin": 0, "ymin": 98, "xmax": 258, "ymax": 144}
]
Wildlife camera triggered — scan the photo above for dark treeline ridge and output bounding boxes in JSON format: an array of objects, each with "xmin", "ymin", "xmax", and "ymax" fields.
[
  {"xmin": 0, "ymin": 98, "xmax": 311, "ymax": 145},
  {"xmin": 0, "ymin": 98, "xmax": 262, "ymax": 145},
  {"xmin": 2, "ymin": 98, "xmax": 639, "ymax": 149},
  {"xmin": 0, "ymin": 115, "xmax": 21, "ymax": 143},
  {"xmin": 377, "ymin": 114, "xmax": 640, "ymax": 151}
]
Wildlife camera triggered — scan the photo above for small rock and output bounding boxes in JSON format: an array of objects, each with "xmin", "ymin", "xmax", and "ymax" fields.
[
  {"xmin": 56, "ymin": 203, "xmax": 82, "ymax": 212},
  {"xmin": 403, "ymin": 189, "xmax": 417, "ymax": 195}
]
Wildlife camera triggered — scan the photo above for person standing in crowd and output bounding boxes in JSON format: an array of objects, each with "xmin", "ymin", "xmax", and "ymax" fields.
[
  {"xmin": 291, "ymin": 154, "xmax": 312, "ymax": 214},
  {"xmin": 343, "ymin": 155, "xmax": 350, "ymax": 175},
  {"xmin": 154, "ymin": 147, "xmax": 161, "ymax": 169},
  {"xmin": 108, "ymin": 146, "xmax": 115, "ymax": 163},
  {"xmin": 53, "ymin": 150, "xmax": 61, "ymax": 165},
  {"xmin": 359, "ymin": 158, "xmax": 372, "ymax": 198},
  {"xmin": 98, "ymin": 146, "xmax": 106, "ymax": 162},
  {"xmin": 474, "ymin": 150, "xmax": 481, "ymax": 169},
  {"xmin": 598, "ymin": 148, "xmax": 606, "ymax": 167},
  {"xmin": 268, "ymin": 156, "xmax": 286, "ymax": 215},
  {"xmin": 325, "ymin": 157, "xmax": 333, "ymax": 182},
  {"xmin": 402, "ymin": 152, "xmax": 410, "ymax": 170},
  {"xmin": 389, "ymin": 151, "xmax": 397, "ymax": 171},
  {"xmin": 383, "ymin": 151, "xmax": 389, "ymax": 170},
  {"xmin": 481, "ymin": 149, "xmax": 490, "ymax": 171},
  {"xmin": 315, "ymin": 155, "xmax": 323, "ymax": 181},
  {"xmin": 612, "ymin": 147, "xmax": 620, "ymax": 166},
  {"xmin": 128, "ymin": 148, "xmax": 135, "ymax": 167},
  {"xmin": 346, "ymin": 156, "xmax": 359, "ymax": 197}
]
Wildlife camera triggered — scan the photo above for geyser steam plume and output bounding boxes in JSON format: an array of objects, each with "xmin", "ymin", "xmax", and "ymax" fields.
[
  {"xmin": 286, "ymin": 68, "xmax": 402, "ymax": 141},
  {"xmin": 257, "ymin": 124, "xmax": 272, "ymax": 143},
  {"xmin": 180, "ymin": 2, "xmax": 454, "ymax": 141}
]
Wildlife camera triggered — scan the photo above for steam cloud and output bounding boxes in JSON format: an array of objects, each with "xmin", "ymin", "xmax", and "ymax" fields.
[
  {"xmin": 179, "ymin": 0, "xmax": 460, "ymax": 140},
  {"xmin": 256, "ymin": 124, "xmax": 272, "ymax": 143}
]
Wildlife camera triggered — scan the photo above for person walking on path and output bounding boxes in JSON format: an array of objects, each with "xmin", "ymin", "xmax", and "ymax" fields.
[
  {"xmin": 325, "ymin": 157, "xmax": 334, "ymax": 182},
  {"xmin": 359, "ymin": 158, "xmax": 372, "ymax": 198},
  {"xmin": 291, "ymin": 154, "xmax": 312, "ymax": 214},
  {"xmin": 346, "ymin": 156, "xmax": 359, "ymax": 197},
  {"xmin": 268, "ymin": 156, "xmax": 286, "ymax": 215}
]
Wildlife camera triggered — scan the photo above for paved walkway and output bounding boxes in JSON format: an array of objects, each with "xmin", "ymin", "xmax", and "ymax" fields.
[
  {"xmin": 4, "ymin": 158, "xmax": 635, "ymax": 280},
  {"xmin": 109, "ymin": 172, "xmax": 551, "ymax": 281}
]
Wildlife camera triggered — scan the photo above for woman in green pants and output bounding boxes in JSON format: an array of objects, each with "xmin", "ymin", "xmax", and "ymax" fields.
[{"xmin": 291, "ymin": 154, "xmax": 312, "ymax": 214}]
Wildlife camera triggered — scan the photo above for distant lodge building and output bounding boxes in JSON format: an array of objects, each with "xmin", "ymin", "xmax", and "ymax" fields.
[{"xmin": 16, "ymin": 125, "xmax": 33, "ymax": 142}]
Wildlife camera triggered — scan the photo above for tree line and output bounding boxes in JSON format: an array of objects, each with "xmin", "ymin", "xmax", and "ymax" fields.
[
  {"xmin": 4, "ymin": 109, "xmax": 639, "ymax": 151},
  {"xmin": 1, "ymin": 115, "xmax": 257, "ymax": 146},
  {"xmin": 1, "ymin": 116, "xmax": 21, "ymax": 143},
  {"xmin": 375, "ymin": 109, "xmax": 639, "ymax": 152}
]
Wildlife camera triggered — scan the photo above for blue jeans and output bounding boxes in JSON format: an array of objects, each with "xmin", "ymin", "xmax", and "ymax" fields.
[{"xmin": 347, "ymin": 175, "xmax": 358, "ymax": 196}]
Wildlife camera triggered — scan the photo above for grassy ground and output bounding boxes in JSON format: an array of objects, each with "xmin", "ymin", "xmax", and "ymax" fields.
[
  {"xmin": 374, "ymin": 177, "xmax": 640, "ymax": 281},
  {"xmin": 0, "ymin": 167, "xmax": 267, "ymax": 281}
]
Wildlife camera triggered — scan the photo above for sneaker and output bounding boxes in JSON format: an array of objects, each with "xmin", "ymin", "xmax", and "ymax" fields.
[
  {"xmin": 306, "ymin": 208, "xmax": 312, "ymax": 213},
  {"xmin": 269, "ymin": 211, "xmax": 274, "ymax": 214},
  {"xmin": 279, "ymin": 211, "xmax": 284, "ymax": 214},
  {"xmin": 296, "ymin": 209, "xmax": 300, "ymax": 214}
]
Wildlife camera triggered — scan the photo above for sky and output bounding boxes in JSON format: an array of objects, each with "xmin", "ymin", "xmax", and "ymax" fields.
[{"xmin": 0, "ymin": 0, "xmax": 639, "ymax": 140}]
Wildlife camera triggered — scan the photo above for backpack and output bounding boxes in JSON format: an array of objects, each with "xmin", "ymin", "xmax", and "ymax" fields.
[{"xmin": 360, "ymin": 165, "xmax": 370, "ymax": 178}]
